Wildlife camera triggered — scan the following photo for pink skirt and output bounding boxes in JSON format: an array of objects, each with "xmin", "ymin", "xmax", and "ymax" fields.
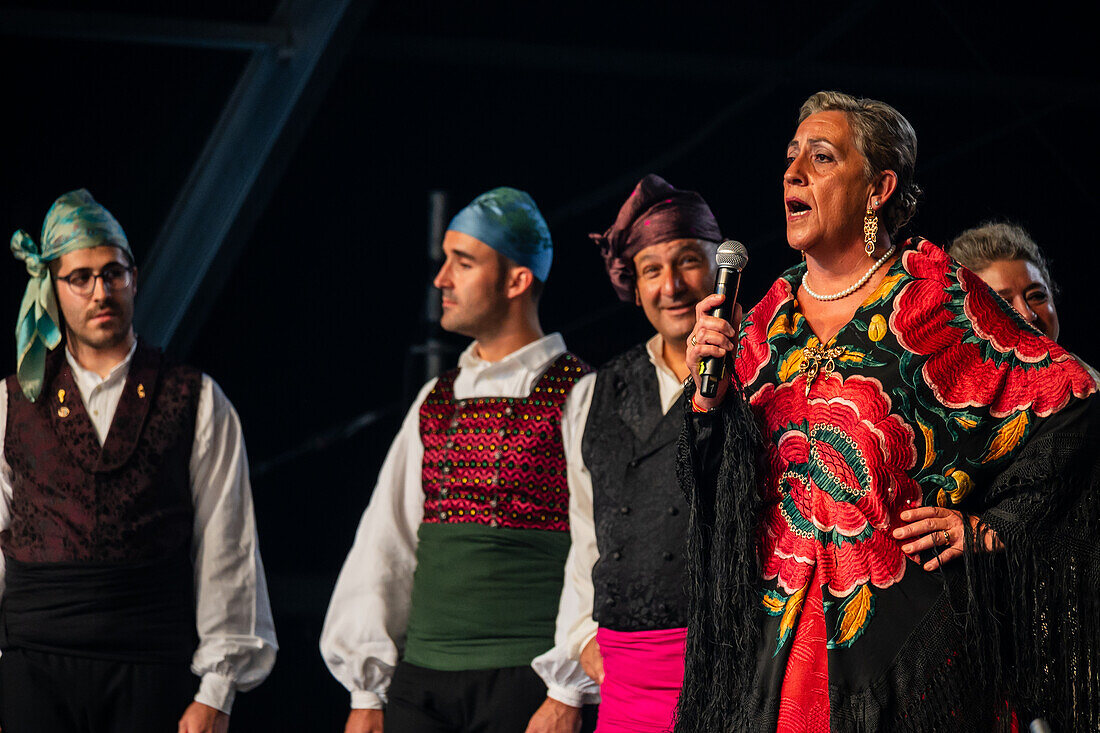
[{"xmin": 594, "ymin": 626, "xmax": 687, "ymax": 733}]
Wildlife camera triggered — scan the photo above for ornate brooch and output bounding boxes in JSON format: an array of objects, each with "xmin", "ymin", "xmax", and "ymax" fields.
[{"xmin": 799, "ymin": 343, "xmax": 846, "ymax": 396}]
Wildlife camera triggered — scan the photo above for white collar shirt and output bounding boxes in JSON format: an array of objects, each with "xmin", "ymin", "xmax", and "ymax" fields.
[
  {"xmin": 452, "ymin": 332, "xmax": 570, "ymax": 399},
  {"xmin": 64, "ymin": 340, "xmax": 138, "ymax": 445},
  {"xmin": 645, "ymin": 333, "xmax": 688, "ymax": 416}
]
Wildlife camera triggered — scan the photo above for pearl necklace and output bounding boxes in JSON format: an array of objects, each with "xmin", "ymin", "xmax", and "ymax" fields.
[{"xmin": 801, "ymin": 245, "xmax": 896, "ymax": 301}]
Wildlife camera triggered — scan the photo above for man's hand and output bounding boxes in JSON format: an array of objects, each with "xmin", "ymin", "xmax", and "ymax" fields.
[
  {"xmin": 579, "ymin": 636, "xmax": 604, "ymax": 685},
  {"xmin": 178, "ymin": 701, "xmax": 229, "ymax": 733},
  {"xmin": 524, "ymin": 698, "xmax": 581, "ymax": 733},
  {"xmin": 344, "ymin": 709, "xmax": 384, "ymax": 733}
]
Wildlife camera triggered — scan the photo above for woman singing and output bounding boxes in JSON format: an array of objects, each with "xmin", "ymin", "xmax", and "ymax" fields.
[{"xmin": 677, "ymin": 91, "xmax": 1099, "ymax": 732}]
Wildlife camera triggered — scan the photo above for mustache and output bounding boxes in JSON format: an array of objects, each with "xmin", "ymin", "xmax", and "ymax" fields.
[{"xmin": 85, "ymin": 304, "xmax": 120, "ymax": 320}]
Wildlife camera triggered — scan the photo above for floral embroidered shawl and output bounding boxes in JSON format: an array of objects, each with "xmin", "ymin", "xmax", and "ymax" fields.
[{"xmin": 675, "ymin": 239, "xmax": 1100, "ymax": 732}]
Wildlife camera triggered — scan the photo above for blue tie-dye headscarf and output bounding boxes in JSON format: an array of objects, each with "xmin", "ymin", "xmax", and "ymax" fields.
[
  {"xmin": 10, "ymin": 189, "xmax": 133, "ymax": 401},
  {"xmin": 447, "ymin": 187, "xmax": 552, "ymax": 282}
]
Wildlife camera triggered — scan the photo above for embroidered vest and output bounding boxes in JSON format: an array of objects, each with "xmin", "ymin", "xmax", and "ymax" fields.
[
  {"xmin": 404, "ymin": 351, "xmax": 591, "ymax": 671},
  {"xmin": 418, "ymin": 352, "xmax": 591, "ymax": 532},
  {"xmin": 2, "ymin": 341, "xmax": 201, "ymax": 563}
]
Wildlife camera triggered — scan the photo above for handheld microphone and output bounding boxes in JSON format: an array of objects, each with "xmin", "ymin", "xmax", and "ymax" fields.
[{"xmin": 699, "ymin": 240, "xmax": 748, "ymax": 398}]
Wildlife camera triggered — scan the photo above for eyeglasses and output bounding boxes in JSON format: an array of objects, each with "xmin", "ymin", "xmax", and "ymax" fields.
[{"xmin": 55, "ymin": 264, "xmax": 134, "ymax": 297}]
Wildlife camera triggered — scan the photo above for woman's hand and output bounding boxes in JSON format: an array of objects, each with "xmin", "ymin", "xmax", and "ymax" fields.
[
  {"xmin": 892, "ymin": 507, "xmax": 1003, "ymax": 571},
  {"xmin": 686, "ymin": 294, "xmax": 741, "ymax": 411}
]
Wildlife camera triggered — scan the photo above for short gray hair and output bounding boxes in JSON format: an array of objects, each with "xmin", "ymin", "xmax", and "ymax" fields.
[
  {"xmin": 949, "ymin": 221, "xmax": 1057, "ymax": 295},
  {"xmin": 798, "ymin": 91, "xmax": 922, "ymax": 237}
]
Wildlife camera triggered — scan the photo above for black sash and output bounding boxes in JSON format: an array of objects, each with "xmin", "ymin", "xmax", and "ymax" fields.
[{"xmin": 0, "ymin": 551, "xmax": 197, "ymax": 663}]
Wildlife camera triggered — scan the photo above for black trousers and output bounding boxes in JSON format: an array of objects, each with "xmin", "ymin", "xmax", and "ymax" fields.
[
  {"xmin": 386, "ymin": 661, "xmax": 597, "ymax": 733},
  {"xmin": 0, "ymin": 648, "xmax": 197, "ymax": 733}
]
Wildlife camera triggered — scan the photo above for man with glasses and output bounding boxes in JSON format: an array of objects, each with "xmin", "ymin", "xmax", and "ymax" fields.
[{"xmin": 0, "ymin": 189, "xmax": 277, "ymax": 733}]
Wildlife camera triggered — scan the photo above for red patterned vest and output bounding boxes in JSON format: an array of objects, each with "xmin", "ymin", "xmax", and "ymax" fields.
[
  {"xmin": 419, "ymin": 352, "xmax": 591, "ymax": 532},
  {"xmin": 2, "ymin": 340, "xmax": 201, "ymax": 563}
]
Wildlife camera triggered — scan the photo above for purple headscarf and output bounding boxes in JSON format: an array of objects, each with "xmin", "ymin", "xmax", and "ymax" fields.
[{"xmin": 590, "ymin": 174, "xmax": 722, "ymax": 302}]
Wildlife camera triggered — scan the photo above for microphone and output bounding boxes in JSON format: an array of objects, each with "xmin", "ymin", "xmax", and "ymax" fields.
[{"xmin": 699, "ymin": 240, "xmax": 748, "ymax": 398}]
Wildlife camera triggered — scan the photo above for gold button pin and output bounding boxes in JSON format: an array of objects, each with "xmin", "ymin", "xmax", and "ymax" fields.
[
  {"xmin": 57, "ymin": 406, "xmax": 70, "ymax": 418},
  {"xmin": 137, "ymin": 383, "xmax": 146, "ymax": 399},
  {"xmin": 57, "ymin": 389, "xmax": 65, "ymax": 403}
]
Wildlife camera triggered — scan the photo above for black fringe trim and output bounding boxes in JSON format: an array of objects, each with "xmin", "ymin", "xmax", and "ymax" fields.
[
  {"xmin": 674, "ymin": 374, "xmax": 764, "ymax": 733},
  {"xmin": 959, "ymin": 425, "xmax": 1100, "ymax": 731}
]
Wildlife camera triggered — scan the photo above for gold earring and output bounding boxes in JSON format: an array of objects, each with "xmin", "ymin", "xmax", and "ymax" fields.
[{"xmin": 864, "ymin": 205, "xmax": 879, "ymax": 256}]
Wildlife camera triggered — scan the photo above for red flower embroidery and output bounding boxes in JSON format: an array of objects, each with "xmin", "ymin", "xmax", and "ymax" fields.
[
  {"xmin": 736, "ymin": 277, "xmax": 793, "ymax": 388},
  {"xmin": 752, "ymin": 373, "xmax": 920, "ymax": 597},
  {"xmin": 891, "ymin": 241, "xmax": 1096, "ymax": 418}
]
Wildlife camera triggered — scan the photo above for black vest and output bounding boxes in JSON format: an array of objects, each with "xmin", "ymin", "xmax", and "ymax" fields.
[{"xmin": 582, "ymin": 344, "xmax": 691, "ymax": 631}]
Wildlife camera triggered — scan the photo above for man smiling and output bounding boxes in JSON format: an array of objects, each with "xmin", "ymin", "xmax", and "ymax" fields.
[
  {"xmin": 530, "ymin": 175, "xmax": 724, "ymax": 732},
  {"xmin": 322, "ymin": 187, "xmax": 595, "ymax": 733},
  {"xmin": 0, "ymin": 189, "xmax": 276, "ymax": 733}
]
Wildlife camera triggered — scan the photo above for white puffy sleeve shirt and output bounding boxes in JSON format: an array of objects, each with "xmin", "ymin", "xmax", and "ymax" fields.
[
  {"xmin": 319, "ymin": 333, "xmax": 597, "ymax": 709},
  {"xmin": 0, "ymin": 345, "xmax": 278, "ymax": 714},
  {"xmin": 532, "ymin": 334, "xmax": 685, "ymax": 706}
]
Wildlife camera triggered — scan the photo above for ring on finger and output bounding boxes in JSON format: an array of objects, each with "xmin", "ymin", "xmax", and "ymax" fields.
[
  {"xmin": 691, "ymin": 334, "xmax": 698, "ymax": 346},
  {"xmin": 941, "ymin": 529, "xmax": 951, "ymax": 544}
]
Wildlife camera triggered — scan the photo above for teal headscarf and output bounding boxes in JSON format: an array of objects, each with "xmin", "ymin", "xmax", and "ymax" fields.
[
  {"xmin": 10, "ymin": 189, "xmax": 132, "ymax": 401},
  {"xmin": 447, "ymin": 187, "xmax": 552, "ymax": 281}
]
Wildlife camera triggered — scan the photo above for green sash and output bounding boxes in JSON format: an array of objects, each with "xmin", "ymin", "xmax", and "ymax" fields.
[{"xmin": 404, "ymin": 522, "xmax": 569, "ymax": 671}]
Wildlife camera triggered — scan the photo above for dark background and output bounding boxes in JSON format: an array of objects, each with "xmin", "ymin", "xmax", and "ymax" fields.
[{"xmin": 1, "ymin": 1, "xmax": 1097, "ymax": 729}]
